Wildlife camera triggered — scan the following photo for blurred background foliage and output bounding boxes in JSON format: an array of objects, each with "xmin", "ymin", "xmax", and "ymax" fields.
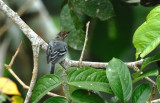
[{"xmin": 0, "ymin": 0, "xmax": 159, "ymax": 102}]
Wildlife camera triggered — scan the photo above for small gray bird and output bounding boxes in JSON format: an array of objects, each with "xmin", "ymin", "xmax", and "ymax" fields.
[{"xmin": 46, "ymin": 30, "xmax": 69, "ymax": 74}]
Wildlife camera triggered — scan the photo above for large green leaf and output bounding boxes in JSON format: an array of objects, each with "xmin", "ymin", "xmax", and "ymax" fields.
[
  {"xmin": 60, "ymin": 4, "xmax": 85, "ymax": 50},
  {"xmin": 71, "ymin": 89, "xmax": 105, "ymax": 103},
  {"xmin": 157, "ymin": 75, "xmax": 160, "ymax": 94},
  {"xmin": 106, "ymin": 58, "xmax": 132, "ymax": 102},
  {"xmin": 133, "ymin": 69, "xmax": 159, "ymax": 84},
  {"xmin": 43, "ymin": 97, "xmax": 68, "ymax": 103},
  {"xmin": 32, "ymin": 75, "xmax": 61, "ymax": 103},
  {"xmin": 132, "ymin": 84, "xmax": 151, "ymax": 103},
  {"xmin": 133, "ymin": 52, "xmax": 160, "ymax": 78},
  {"xmin": 133, "ymin": 5, "xmax": 160, "ymax": 59},
  {"xmin": 67, "ymin": 67, "xmax": 112, "ymax": 94},
  {"xmin": 70, "ymin": 0, "xmax": 114, "ymax": 20}
]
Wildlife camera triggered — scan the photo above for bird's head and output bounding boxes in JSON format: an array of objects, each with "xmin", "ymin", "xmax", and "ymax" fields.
[{"xmin": 56, "ymin": 30, "xmax": 69, "ymax": 41}]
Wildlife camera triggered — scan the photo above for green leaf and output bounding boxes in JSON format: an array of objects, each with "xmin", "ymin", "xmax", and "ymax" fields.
[
  {"xmin": 132, "ymin": 84, "xmax": 151, "ymax": 103},
  {"xmin": 71, "ymin": 89, "xmax": 105, "ymax": 103},
  {"xmin": 106, "ymin": 58, "xmax": 132, "ymax": 102},
  {"xmin": 133, "ymin": 52, "xmax": 160, "ymax": 78},
  {"xmin": 32, "ymin": 74, "xmax": 61, "ymax": 103},
  {"xmin": 67, "ymin": 67, "xmax": 112, "ymax": 94},
  {"xmin": 141, "ymin": 52, "xmax": 160, "ymax": 70},
  {"xmin": 147, "ymin": 6, "xmax": 160, "ymax": 21},
  {"xmin": 133, "ymin": 69, "xmax": 159, "ymax": 84},
  {"xmin": 11, "ymin": 96, "xmax": 24, "ymax": 103},
  {"xmin": 66, "ymin": 67, "xmax": 79, "ymax": 75},
  {"xmin": 133, "ymin": 5, "xmax": 160, "ymax": 59},
  {"xmin": 157, "ymin": 75, "xmax": 160, "ymax": 94},
  {"xmin": 55, "ymin": 64, "xmax": 65, "ymax": 78},
  {"xmin": 70, "ymin": 0, "xmax": 114, "ymax": 20},
  {"xmin": 43, "ymin": 97, "xmax": 68, "ymax": 103},
  {"xmin": 60, "ymin": 4, "xmax": 85, "ymax": 50}
]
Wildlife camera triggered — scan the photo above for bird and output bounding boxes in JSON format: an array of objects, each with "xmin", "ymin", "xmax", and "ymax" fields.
[{"xmin": 46, "ymin": 30, "xmax": 69, "ymax": 74}]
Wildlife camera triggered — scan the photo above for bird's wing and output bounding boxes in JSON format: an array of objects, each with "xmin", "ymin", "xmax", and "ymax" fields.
[{"xmin": 46, "ymin": 41, "xmax": 67, "ymax": 64}]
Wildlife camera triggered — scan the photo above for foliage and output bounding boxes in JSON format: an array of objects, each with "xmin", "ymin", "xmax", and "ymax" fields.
[
  {"xmin": 133, "ymin": 5, "xmax": 160, "ymax": 59},
  {"xmin": 31, "ymin": 1, "xmax": 160, "ymax": 103},
  {"xmin": 106, "ymin": 58, "xmax": 132, "ymax": 102},
  {"xmin": 43, "ymin": 97, "xmax": 68, "ymax": 103},
  {"xmin": 32, "ymin": 75, "xmax": 61, "ymax": 103},
  {"xmin": 0, "ymin": 77, "xmax": 23, "ymax": 103},
  {"xmin": 157, "ymin": 75, "xmax": 160, "ymax": 94},
  {"xmin": 132, "ymin": 84, "xmax": 151, "ymax": 103}
]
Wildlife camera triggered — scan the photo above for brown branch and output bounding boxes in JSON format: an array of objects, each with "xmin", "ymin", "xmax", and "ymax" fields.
[
  {"xmin": 0, "ymin": 0, "xmax": 34, "ymax": 37},
  {"xmin": 3, "ymin": 42, "xmax": 28, "ymax": 89},
  {"xmin": 62, "ymin": 58, "xmax": 144, "ymax": 70},
  {"xmin": 5, "ymin": 64, "xmax": 29, "ymax": 89},
  {"xmin": 4, "ymin": 43, "xmax": 61, "ymax": 98},
  {"xmin": 148, "ymin": 84, "xmax": 156, "ymax": 103},
  {"xmin": 0, "ymin": 0, "xmax": 145, "ymax": 71},
  {"xmin": 145, "ymin": 77, "xmax": 157, "ymax": 86},
  {"xmin": 79, "ymin": 21, "xmax": 90, "ymax": 66},
  {"xmin": 0, "ymin": 0, "xmax": 157, "ymax": 100},
  {"xmin": 24, "ymin": 45, "xmax": 40, "ymax": 103},
  {"xmin": 9, "ymin": 42, "xmax": 22, "ymax": 66}
]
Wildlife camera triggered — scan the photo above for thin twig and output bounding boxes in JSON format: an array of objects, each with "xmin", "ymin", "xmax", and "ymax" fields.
[
  {"xmin": 79, "ymin": 21, "xmax": 90, "ymax": 67},
  {"xmin": 148, "ymin": 84, "xmax": 156, "ymax": 103},
  {"xmin": 0, "ymin": 0, "xmax": 145, "ymax": 71},
  {"xmin": 24, "ymin": 45, "xmax": 40, "ymax": 103},
  {"xmin": 5, "ymin": 65, "xmax": 61, "ymax": 97},
  {"xmin": 9, "ymin": 42, "xmax": 22, "ymax": 66},
  {"xmin": 5, "ymin": 64, "xmax": 29, "ymax": 89},
  {"xmin": 4, "ymin": 43, "xmax": 61, "ymax": 97},
  {"xmin": 4, "ymin": 42, "xmax": 27, "ymax": 89},
  {"xmin": 0, "ymin": 0, "xmax": 34, "ymax": 36},
  {"xmin": 0, "ymin": 0, "xmax": 157, "ymax": 95},
  {"xmin": 145, "ymin": 77, "xmax": 157, "ymax": 86}
]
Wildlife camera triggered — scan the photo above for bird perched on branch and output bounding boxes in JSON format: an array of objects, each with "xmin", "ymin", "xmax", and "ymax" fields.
[{"xmin": 46, "ymin": 30, "xmax": 69, "ymax": 74}]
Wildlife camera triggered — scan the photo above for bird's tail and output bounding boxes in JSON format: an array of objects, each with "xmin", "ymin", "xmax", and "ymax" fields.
[{"xmin": 50, "ymin": 63, "xmax": 55, "ymax": 74}]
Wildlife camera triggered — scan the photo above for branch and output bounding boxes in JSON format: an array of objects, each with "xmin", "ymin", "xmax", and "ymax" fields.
[
  {"xmin": 0, "ymin": 0, "xmax": 34, "ymax": 37},
  {"xmin": 148, "ymin": 84, "xmax": 156, "ymax": 103},
  {"xmin": 0, "ymin": 0, "xmax": 157, "ymax": 99},
  {"xmin": 0, "ymin": 0, "xmax": 48, "ymax": 50},
  {"xmin": 4, "ymin": 43, "xmax": 61, "ymax": 98},
  {"xmin": 24, "ymin": 45, "xmax": 40, "ymax": 103},
  {"xmin": 150, "ymin": 99, "xmax": 160, "ymax": 103},
  {"xmin": 4, "ymin": 42, "xmax": 28, "ymax": 89},
  {"xmin": 79, "ymin": 21, "xmax": 90, "ymax": 66},
  {"xmin": 145, "ymin": 77, "xmax": 157, "ymax": 86},
  {"xmin": 62, "ymin": 58, "xmax": 144, "ymax": 69},
  {"xmin": 0, "ymin": 0, "xmax": 145, "ymax": 71}
]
